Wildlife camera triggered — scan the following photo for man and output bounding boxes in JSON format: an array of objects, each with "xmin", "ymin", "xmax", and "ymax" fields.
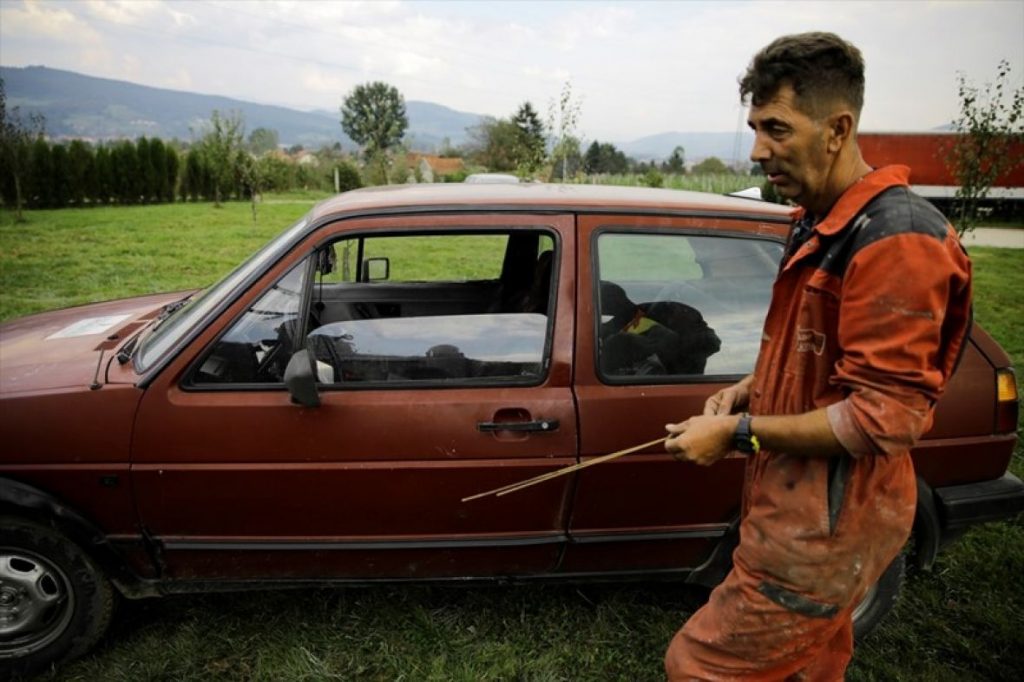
[{"xmin": 663, "ymin": 33, "xmax": 972, "ymax": 679}]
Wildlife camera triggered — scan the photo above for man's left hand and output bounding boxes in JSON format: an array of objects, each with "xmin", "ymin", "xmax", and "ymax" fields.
[{"xmin": 664, "ymin": 415, "xmax": 740, "ymax": 466}]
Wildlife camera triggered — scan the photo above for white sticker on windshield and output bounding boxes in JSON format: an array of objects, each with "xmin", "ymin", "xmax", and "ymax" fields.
[{"xmin": 46, "ymin": 314, "xmax": 131, "ymax": 340}]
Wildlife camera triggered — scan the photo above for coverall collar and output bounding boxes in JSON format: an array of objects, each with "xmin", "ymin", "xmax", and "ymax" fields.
[{"xmin": 785, "ymin": 165, "xmax": 911, "ymax": 271}]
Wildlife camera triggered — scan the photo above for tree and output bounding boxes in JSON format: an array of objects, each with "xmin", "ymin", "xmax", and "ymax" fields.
[
  {"xmin": 691, "ymin": 156, "xmax": 732, "ymax": 175},
  {"xmin": 27, "ymin": 137, "xmax": 52, "ymax": 208},
  {"xmin": 548, "ymin": 135, "xmax": 583, "ymax": 181},
  {"xmin": 148, "ymin": 137, "xmax": 169, "ymax": 202},
  {"xmin": 583, "ymin": 141, "xmax": 629, "ymax": 175},
  {"xmin": 662, "ymin": 146, "xmax": 686, "ymax": 174},
  {"xmin": 946, "ymin": 60, "xmax": 1024, "ymax": 234},
  {"xmin": 248, "ymin": 127, "xmax": 280, "ymax": 155},
  {"xmin": 547, "ymin": 81, "xmax": 583, "ymax": 182},
  {"xmin": 67, "ymin": 139, "xmax": 94, "ymax": 206},
  {"xmin": 0, "ymin": 77, "xmax": 45, "ymax": 220},
  {"xmin": 92, "ymin": 144, "xmax": 112, "ymax": 204},
  {"xmin": 196, "ymin": 110, "xmax": 245, "ymax": 206},
  {"xmin": 465, "ymin": 117, "xmax": 521, "ymax": 171},
  {"xmin": 340, "ymin": 81, "xmax": 408, "ymax": 182},
  {"xmin": 49, "ymin": 143, "xmax": 71, "ymax": 208},
  {"xmin": 163, "ymin": 145, "xmax": 179, "ymax": 202},
  {"xmin": 512, "ymin": 101, "xmax": 546, "ymax": 175}
]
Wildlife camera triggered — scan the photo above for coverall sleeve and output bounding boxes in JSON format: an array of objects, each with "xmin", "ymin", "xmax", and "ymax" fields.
[{"xmin": 826, "ymin": 230, "xmax": 972, "ymax": 457}]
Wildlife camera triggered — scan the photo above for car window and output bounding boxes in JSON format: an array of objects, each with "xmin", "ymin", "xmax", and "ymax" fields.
[
  {"xmin": 307, "ymin": 230, "xmax": 556, "ymax": 386},
  {"xmin": 191, "ymin": 258, "xmax": 309, "ymax": 385},
  {"xmin": 135, "ymin": 215, "xmax": 310, "ymax": 373},
  {"xmin": 595, "ymin": 231, "xmax": 782, "ymax": 380}
]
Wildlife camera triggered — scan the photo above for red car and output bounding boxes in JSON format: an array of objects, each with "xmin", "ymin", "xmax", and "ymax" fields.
[{"xmin": 1, "ymin": 184, "xmax": 1021, "ymax": 676}]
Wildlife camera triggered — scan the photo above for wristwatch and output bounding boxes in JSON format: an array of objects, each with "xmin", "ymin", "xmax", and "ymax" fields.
[{"xmin": 733, "ymin": 413, "xmax": 761, "ymax": 455}]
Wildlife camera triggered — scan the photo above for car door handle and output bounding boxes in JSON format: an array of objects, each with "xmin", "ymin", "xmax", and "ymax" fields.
[{"xmin": 478, "ymin": 419, "xmax": 560, "ymax": 433}]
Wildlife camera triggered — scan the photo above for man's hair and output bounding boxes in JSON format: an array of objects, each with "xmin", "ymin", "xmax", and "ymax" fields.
[{"xmin": 739, "ymin": 32, "xmax": 865, "ymax": 119}]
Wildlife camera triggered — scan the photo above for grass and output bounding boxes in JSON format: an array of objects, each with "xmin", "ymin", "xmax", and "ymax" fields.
[{"xmin": 1, "ymin": 199, "xmax": 1021, "ymax": 680}]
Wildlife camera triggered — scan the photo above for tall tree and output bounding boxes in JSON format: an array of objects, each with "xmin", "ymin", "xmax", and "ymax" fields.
[
  {"xmin": 164, "ymin": 145, "xmax": 179, "ymax": 202},
  {"xmin": 662, "ymin": 146, "xmax": 686, "ymax": 174},
  {"xmin": 196, "ymin": 110, "xmax": 245, "ymax": 206},
  {"xmin": 67, "ymin": 139, "xmax": 94, "ymax": 206},
  {"xmin": 148, "ymin": 137, "xmax": 169, "ymax": 202},
  {"xmin": 92, "ymin": 144, "xmax": 112, "ymax": 205},
  {"xmin": 136, "ymin": 137, "xmax": 155, "ymax": 203},
  {"xmin": 512, "ymin": 101, "xmax": 546, "ymax": 175},
  {"xmin": 27, "ymin": 137, "xmax": 52, "ymax": 208},
  {"xmin": 465, "ymin": 117, "xmax": 521, "ymax": 171},
  {"xmin": 248, "ymin": 127, "xmax": 280, "ymax": 155},
  {"xmin": 946, "ymin": 60, "xmax": 1024, "ymax": 234},
  {"xmin": 114, "ymin": 140, "xmax": 140, "ymax": 204},
  {"xmin": 0, "ymin": 77, "xmax": 45, "ymax": 220},
  {"xmin": 547, "ymin": 81, "xmax": 583, "ymax": 182},
  {"xmin": 49, "ymin": 143, "xmax": 71, "ymax": 208},
  {"xmin": 340, "ymin": 82, "xmax": 408, "ymax": 183}
]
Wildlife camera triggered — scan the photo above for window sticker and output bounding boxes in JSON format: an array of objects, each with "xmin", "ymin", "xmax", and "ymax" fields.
[{"xmin": 45, "ymin": 315, "xmax": 131, "ymax": 340}]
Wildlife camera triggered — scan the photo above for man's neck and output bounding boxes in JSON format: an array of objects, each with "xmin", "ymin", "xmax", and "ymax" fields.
[{"xmin": 805, "ymin": 152, "xmax": 873, "ymax": 218}]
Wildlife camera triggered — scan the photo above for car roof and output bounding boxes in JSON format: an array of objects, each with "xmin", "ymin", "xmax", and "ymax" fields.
[{"xmin": 308, "ymin": 183, "xmax": 794, "ymax": 224}]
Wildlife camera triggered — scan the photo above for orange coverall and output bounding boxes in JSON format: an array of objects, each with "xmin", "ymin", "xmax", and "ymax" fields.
[{"xmin": 665, "ymin": 165, "xmax": 972, "ymax": 680}]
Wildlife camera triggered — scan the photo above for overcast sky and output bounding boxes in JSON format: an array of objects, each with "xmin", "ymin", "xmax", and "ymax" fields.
[{"xmin": 2, "ymin": 0, "xmax": 1022, "ymax": 142}]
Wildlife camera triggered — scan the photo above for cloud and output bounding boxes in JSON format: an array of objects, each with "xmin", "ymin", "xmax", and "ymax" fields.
[
  {"xmin": 85, "ymin": 0, "xmax": 162, "ymax": 26},
  {"xmin": 0, "ymin": 1, "xmax": 99, "ymax": 43}
]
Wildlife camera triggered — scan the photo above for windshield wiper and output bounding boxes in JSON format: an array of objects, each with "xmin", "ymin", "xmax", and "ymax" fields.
[
  {"xmin": 116, "ymin": 334, "xmax": 141, "ymax": 365},
  {"xmin": 148, "ymin": 295, "xmax": 194, "ymax": 332}
]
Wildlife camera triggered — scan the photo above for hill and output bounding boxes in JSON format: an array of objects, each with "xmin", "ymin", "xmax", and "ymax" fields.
[
  {"xmin": 1, "ymin": 65, "xmax": 486, "ymax": 150},
  {"xmin": 3, "ymin": 64, "xmax": 760, "ymax": 161}
]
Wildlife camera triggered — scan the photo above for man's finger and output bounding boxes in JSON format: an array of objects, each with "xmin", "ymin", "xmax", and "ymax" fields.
[{"xmin": 716, "ymin": 391, "xmax": 736, "ymax": 415}]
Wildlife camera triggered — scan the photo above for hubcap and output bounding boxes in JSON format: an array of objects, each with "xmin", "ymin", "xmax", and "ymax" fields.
[
  {"xmin": 0, "ymin": 550, "xmax": 74, "ymax": 658},
  {"xmin": 851, "ymin": 582, "xmax": 878, "ymax": 624}
]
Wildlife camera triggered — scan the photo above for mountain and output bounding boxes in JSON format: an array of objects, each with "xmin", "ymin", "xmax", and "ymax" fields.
[
  {"xmin": 3, "ymin": 65, "xmax": 761, "ymax": 160},
  {"xmin": 618, "ymin": 131, "xmax": 756, "ymax": 165},
  {"xmin": 1, "ymin": 65, "xmax": 487, "ymax": 150}
]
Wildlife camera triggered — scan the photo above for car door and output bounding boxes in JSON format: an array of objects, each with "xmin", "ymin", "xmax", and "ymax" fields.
[
  {"xmin": 130, "ymin": 213, "xmax": 578, "ymax": 581},
  {"xmin": 564, "ymin": 214, "xmax": 786, "ymax": 574}
]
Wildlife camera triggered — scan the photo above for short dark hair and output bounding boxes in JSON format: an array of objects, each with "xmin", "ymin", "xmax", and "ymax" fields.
[{"xmin": 739, "ymin": 32, "xmax": 865, "ymax": 119}]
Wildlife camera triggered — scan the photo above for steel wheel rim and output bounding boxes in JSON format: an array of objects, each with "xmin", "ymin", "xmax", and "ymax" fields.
[
  {"xmin": 851, "ymin": 582, "xmax": 878, "ymax": 624},
  {"xmin": 0, "ymin": 548, "xmax": 75, "ymax": 658}
]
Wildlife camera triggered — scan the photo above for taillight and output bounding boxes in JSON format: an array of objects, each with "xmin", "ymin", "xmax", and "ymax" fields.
[{"xmin": 996, "ymin": 368, "xmax": 1019, "ymax": 434}]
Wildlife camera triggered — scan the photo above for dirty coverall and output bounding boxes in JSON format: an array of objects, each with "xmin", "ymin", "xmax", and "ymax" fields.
[{"xmin": 665, "ymin": 165, "xmax": 973, "ymax": 680}]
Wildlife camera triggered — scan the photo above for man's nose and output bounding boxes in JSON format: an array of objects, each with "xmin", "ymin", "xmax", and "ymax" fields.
[{"xmin": 750, "ymin": 132, "xmax": 771, "ymax": 163}]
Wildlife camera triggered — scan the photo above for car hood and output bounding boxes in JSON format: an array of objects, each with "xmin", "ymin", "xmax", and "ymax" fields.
[{"xmin": 0, "ymin": 292, "xmax": 192, "ymax": 395}]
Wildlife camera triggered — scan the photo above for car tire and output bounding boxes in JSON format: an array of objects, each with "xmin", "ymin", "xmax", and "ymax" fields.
[
  {"xmin": 0, "ymin": 516, "xmax": 115, "ymax": 679},
  {"xmin": 851, "ymin": 552, "xmax": 905, "ymax": 641}
]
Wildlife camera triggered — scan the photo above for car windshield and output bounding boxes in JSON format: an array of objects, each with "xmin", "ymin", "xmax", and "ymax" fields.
[{"xmin": 134, "ymin": 215, "xmax": 310, "ymax": 374}]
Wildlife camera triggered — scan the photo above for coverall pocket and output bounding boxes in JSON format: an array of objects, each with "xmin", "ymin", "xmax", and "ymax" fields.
[
  {"xmin": 757, "ymin": 581, "xmax": 840, "ymax": 619},
  {"xmin": 826, "ymin": 454, "xmax": 853, "ymax": 535}
]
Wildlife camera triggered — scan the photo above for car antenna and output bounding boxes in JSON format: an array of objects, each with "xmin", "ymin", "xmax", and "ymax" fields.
[{"xmin": 90, "ymin": 348, "xmax": 106, "ymax": 391}]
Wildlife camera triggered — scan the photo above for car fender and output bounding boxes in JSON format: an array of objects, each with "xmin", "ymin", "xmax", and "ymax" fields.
[{"xmin": 0, "ymin": 476, "xmax": 151, "ymax": 595}]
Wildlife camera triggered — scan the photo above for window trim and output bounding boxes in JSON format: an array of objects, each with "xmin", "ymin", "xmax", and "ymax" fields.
[{"xmin": 590, "ymin": 225, "xmax": 784, "ymax": 387}]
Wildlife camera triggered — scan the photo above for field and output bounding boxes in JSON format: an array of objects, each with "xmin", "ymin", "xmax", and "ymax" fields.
[{"xmin": 1, "ymin": 197, "xmax": 1022, "ymax": 681}]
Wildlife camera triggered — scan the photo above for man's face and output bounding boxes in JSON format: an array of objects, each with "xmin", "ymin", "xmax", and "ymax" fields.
[{"xmin": 747, "ymin": 84, "xmax": 833, "ymax": 211}]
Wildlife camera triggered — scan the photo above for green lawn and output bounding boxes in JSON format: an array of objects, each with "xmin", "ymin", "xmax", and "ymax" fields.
[{"xmin": 1, "ymin": 200, "xmax": 1021, "ymax": 681}]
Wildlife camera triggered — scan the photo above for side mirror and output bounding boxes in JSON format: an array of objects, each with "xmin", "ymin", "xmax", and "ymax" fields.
[
  {"xmin": 284, "ymin": 350, "xmax": 320, "ymax": 407},
  {"xmin": 362, "ymin": 257, "xmax": 390, "ymax": 282}
]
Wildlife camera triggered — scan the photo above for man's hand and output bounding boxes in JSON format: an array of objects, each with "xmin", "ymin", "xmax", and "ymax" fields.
[
  {"xmin": 665, "ymin": 414, "xmax": 741, "ymax": 466},
  {"xmin": 703, "ymin": 374, "xmax": 754, "ymax": 416}
]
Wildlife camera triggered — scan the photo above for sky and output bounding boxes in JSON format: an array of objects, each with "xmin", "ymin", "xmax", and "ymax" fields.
[{"xmin": 1, "ymin": 0, "xmax": 1022, "ymax": 142}]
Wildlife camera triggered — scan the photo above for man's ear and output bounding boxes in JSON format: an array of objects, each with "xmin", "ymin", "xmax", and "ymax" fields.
[{"xmin": 826, "ymin": 111, "xmax": 856, "ymax": 153}]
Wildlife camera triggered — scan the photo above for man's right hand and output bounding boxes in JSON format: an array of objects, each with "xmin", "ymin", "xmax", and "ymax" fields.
[{"xmin": 703, "ymin": 374, "xmax": 754, "ymax": 416}]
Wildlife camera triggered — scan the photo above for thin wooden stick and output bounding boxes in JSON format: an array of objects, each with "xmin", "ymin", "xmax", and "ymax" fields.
[{"xmin": 461, "ymin": 436, "xmax": 668, "ymax": 502}]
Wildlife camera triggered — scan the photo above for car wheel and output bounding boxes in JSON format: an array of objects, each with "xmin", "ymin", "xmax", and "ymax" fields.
[
  {"xmin": 851, "ymin": 553, "xmax": 905, "ymax": 641},
  {"xmin": 0, "ymin": 516, "xmax": 114, "ymax": 678}
]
